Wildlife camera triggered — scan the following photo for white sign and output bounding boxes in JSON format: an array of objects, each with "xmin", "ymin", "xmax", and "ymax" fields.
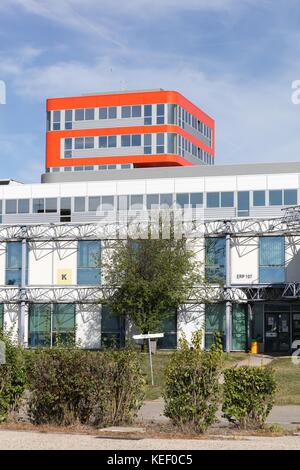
[{"xmin": 133, "ymin": 333, "xmax": 164, "ymax": 340}]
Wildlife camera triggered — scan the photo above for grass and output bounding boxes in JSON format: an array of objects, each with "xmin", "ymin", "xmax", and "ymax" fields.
[
  {"xmin": 140, "ymin": 351, "xmax": 249, "ymax": 400},
  {"xmin": 268, "ymin": 358, "xmax": 300, "ymax": 405}
]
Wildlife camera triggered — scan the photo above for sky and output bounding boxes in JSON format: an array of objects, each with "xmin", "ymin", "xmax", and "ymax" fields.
[{"xmin": 1, "ymin": 0, "xmax": 300, "ymax": 182}]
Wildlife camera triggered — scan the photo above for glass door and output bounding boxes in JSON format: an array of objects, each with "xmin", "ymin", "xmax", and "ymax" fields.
[
  {"xmin": 232, "ymin": 304, "xmax": 247, "ymax": 351},
  {"xmin": 265, "ymin": 312, "xmax": 290, "ymax": 352}
]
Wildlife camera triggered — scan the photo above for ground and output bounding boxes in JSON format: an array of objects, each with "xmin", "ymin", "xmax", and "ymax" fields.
[{"xmin": 268, "ymin": 358, "xmax": 300, "ymax": 405}]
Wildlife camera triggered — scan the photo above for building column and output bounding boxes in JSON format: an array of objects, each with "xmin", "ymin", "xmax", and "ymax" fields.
[
  {"xmin": 19, "ymin": 227, "xmax": 27, "ymax": 345},
  {"xmin": 225, "ymin": 233, "xmax": 232, "ymax": 352}
]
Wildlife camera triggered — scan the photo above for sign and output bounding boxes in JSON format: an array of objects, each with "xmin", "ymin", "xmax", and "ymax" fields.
[
  {"xmin": 133, "ymin": 333, "xmax": 164, "ymax": 340},
  {"xmin": 57, "ymin": 269, "xmax": 72, "ymax": 285}
]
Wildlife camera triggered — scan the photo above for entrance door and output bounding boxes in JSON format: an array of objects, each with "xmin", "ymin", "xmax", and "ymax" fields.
[
  {"xmin": 292, "ymin": 313, "xmax": 300, "ymax": 349},
  {"xmin": 232, "ymin": 304, "xmax": 247, "ymax": 351},
  {"xmin": 265, "ymin": 312, "xmax": 290, "ymax": 353}
]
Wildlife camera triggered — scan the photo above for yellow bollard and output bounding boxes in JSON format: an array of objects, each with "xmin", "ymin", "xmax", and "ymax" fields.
[{"xmin": 250, "ymin": 340, "xmax": 259, "ymax": 354}]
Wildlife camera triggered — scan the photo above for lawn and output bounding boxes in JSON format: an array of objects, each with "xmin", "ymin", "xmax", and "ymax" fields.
[
  {"xmin": 268, "ymin": 358, "xmax": 300, "ymax": 405},
  {"xmin": 140, "ymin": 351, "xmax": 249, "ymax": 400}
]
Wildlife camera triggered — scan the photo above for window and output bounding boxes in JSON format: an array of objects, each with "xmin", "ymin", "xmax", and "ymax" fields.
[
  {"xmin": 75, "ymin": 108, "xmax": 94, "ymax": 121},
  {"xmin": 33, "ymin": 199, "xmax": 44, "ymax": 213},
  {"xmin": 121, "ymin": 106, "xmax": 131, "ymax": 118},
  {"xmin": 130, "ymin": 195, "xmax": 143, "ymax": 210},
  {"xmin": 160, "ymin": 194, "xmax": 173, "ymax": 208},
  {"xmin": 207, "ymin": 192, "xmax": 220, "ymax": 208},
  {"xmin": 75, "ymin": 108, "xmax": 84, "ymax": 121},
  {"xmin": 237, "ymin": 191, "xmax": 249, "ymax": 217},
  {"xmin": 253, "ymin": 190, "xmax": 265, "ymax": 207},
  {"xmin": 118, "ymin": 195, "xmax": 129, "ymax": 211},
  {"xmin": 108, "ymin": 135, "xmax": 117, "ymax": 147},
  {"xmin": 99, "ymin": 107, "xmax": 108, "ymax": 119},
  {"xmin": 108, "ymin": 107, "xmax": 117, "ymax": 119},
  {"xmin": 167, "ymin": 133, "xmax": 176, "ymax": 153},
  {"xmin": 64, "ymin": 138, "xmax": 72, "ymax": 150},
  {"xmin": 75, "ymin": 137, "xmax": 84, "ymax": 149},
  {"xmin": 18, "ymin": 199, "xmax": 30, "ymax": 214},
  {"xmin": 144, "ymin": 134, "xmax": 152, "ymax": 154},
  {"xmin": 45, "ymin": 198, "xmax": 57, "ymax": 213},
  {"xmin": 28, "ymin": 304, "xmax": 75, "ymax": 348},
  {"xmin": 157, "ymin": 309, "xmax": 177, "ymax": 349},
  {"xmin": 121, "ymin": 135, "xmax": 131, "ymax": 147},
  {"xmin": 132, "ymin": 134, "xmax": 141, "ymax": 146},
  {"xmin": 132, "ymin": 105, "xmax": 141, "ymax": 117},
  {"xmin": 144, "ymin": 104, "xmax": 152, "ymax": 125},
  {"xmin": 205, "ymin": 304, "xmax": 225, "ymax": 350},
  {"xmin": 65, "ymin": 109, "xmax": 72, "ymax": 129},
  {"xmin": 99, "ymin": 136, "xmax": 107, "ymax": 148},
  {"xmin": 156, "ymin": 133, "xmax": 164, "ymax": 153},
  {"xmin": 176, "ymin": 193, "xmax": 189, "ymax": 208},
  {"xmin": 6, "ymin": 241, "xmax": 25, "ymax": 286},
  {"xmin": 53, "ymin": 110, "xmax": 61, "ymax": 130},
  {"xmin": 221, "ymin": 192, "xmax": 234, "ymax": 208},
  {"xmin": 85, "ymin": 137, "xmax": 94, "ymax": 149},
  {"xmin": 77, "ymin": 240, "xmax": 101, "ymax": 285},
  {"xmin": 88, "ymin": 196, "xmax": 100, "ymax": 211},
  {"xmin": 5, "ymin": 200, "xmax": 17, "ymax": 214},
  {"xmin": 60, "ymin": 197, "xmax": 71, "ymax": 222},
  {"xmin": 146, "ymin": 194, "xmax": 159, "ymax": 209},
  {"xmin": 190, "ymin": 193, "xmax": 203, "ymax": 208},
  {"xmin": 284, "ymin": 189, "xmax": 297, "ymax": 206},
  {"xmin": 74, "ymin": 197, "xmax": 85, "ymax": 212},
  {"xmin": 269, "ymin": 190, "xmax": 282, "ymax": 206},
  {"xmin": 102, "ymin": 196, "xmax": 114, "ymax": 211},
  {"xmin": 156, "ymin": 104, "xmax": 165, "ymax": 124},
  {"xmin": 205, "ymin": 237, "xmax": 226, "ymax": 283},
  {"xmin": 259, "ymin": 236, "xmax": 285, "ymax": 283},
  {"xmin": 101, "ymin": 305, "xmax": 125, "ymax": 348}
]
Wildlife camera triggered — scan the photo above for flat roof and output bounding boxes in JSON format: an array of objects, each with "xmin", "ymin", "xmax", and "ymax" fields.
[{"xmin": 41, "ymin": 161, "xmax": 300, "ymax": 184}]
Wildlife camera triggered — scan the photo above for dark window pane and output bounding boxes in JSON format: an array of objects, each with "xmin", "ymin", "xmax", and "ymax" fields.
[
  {"xmin": 60, "ymin": 197, "xmax": 71, "ymax": 210},
  {"xmin": 269, "ymin": 190, "xmax": 282, "ymax": 206},
  {"xmin": 144, "ymin": 134, "xmax": 152, "ymax": 146},
  {"xmin": 132, "ymin": 105, "xmax": 141, "ymax": 117},
  {"xmin": 207, "ymin": 192, "xmax": 219, "ymax": 208},
  {"xmin": 147, "ymin": 194, "xmax": 159, "ymax": 209},
  {"xmin": 221, "ymin": 192, "xmax": 234, "ymax": 207},
  {"xmin": 33, "ymin": 198, "xmax": 44, "ymax": 213},
  {"xmin": 190, "ymin": 193, "xmax": 203, "ymax": 208},
  {"xmin": 99, "ymin": 136, "xmax": 107, "ymax": 148},
  {"xmin": 77, "ymin": 241, "xmax": 101, "ymax": 285},
  {"xmin": 160, "ymin": 194, "xmax": 173, "ymax": 208},
  {"xmin": 65, "ymin": 110, "xmax": 72, "ymax": 122},
  {"xmin": 88, "ymin": 196, "xmax": 101, "ymax": 211},
  {"xmin": 108, "ymin": 107, "xmax": 117, "ymax": 119},
  {"xmin": 108, "ymin": 136, "xmax": 117, "ymax": 148},
  {"xmin": 75, "ymin": 137, "xmax": 84, "ymax": 149},
  {"xmin": 45, "ymin": 198, "xmax": 57, "ymax": 213},
  {"xmin": 18, "ymin": 199, "xmax": 29, "ymax": 214},
  {"xmin": 284, "ymin": 189, "xmax": 297, "ymax": 206},
  {"xmin": 5, "ymin": 199, "xmax": 17, "ymax": 214},
  {"xmin": 121, "ymin": 106, "xmax": 131, "ymax": 118},
  {"xmin": 253, "ymin": 190, "xmax": 265, "ymax": 206},
  {"xmin": 130, "ymin": 195, "xmax": 143, "ymax": 210},
  {"xmin": 205, "ymin": 237, "xmax": 226, "ymax": 283},
  {"xmin": 176, "ymin": 193, "xmax": 189, "ymax": 208},
  {"xmin": 75, "ymin": 109, "xmax": 84, "ymax": 121},
  {"xmin": 157, "ymin": 104, "xmax": 164, "ymax": 115},
  {"xmin": 53, "ymin": 110, "xmax": 61, "ymax": 122},
  {"xmin": 85, "ymin": 108, "xmax": 94, "ymax": 120},
  {"xmin": 85, "ymin": 137, "xmax": 94, "ymax": 149},
  {"xmin": 102, "ymin": 196, "xmax": 114, "ymax": 211},
  {"xmin": 99, "ymin": 107, "xmax": 108, "ymax": 119},
  {"xmin": 144, "ymin": 105, "xmax": 152, "ymax": 116},
  {"xmin": 28, "ymin": 304, "xmax": 51, "ymax": 348},
  {"xmin": 64, "ymin": 138, "xmax": 72, "ymax": 150},
  {"xmin": 74, "ymin": 197, "xmax": 85, "ymax": 212},
  {"xmin": 237, "ymin": 191, "xmax": 249, "ymax": 216},
  {"xmin": 132, "ymin": 134, "xmax": 141, "ymax": 146},
  {"xmin": 121, "ymin": 135, "xmax": 130, "ymax": 147}
]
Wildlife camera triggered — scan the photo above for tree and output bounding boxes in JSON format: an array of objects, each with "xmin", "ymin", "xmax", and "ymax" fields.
[{"xmin": 102, "ymin": 223, "xmax": 206, "ymax": 335}]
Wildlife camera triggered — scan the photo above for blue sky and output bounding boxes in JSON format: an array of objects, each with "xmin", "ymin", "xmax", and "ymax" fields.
[{"xmin": 1, "ymin": 0, "xmax": 300, "ymax": 182}]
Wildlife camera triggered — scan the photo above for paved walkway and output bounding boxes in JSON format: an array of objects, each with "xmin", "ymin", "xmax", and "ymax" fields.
[
  {"xmin": 138, "ymin": 400, "xmax": 300, "ymax": 429},
  {"xmin": 0, "ymin": 429, "xmax": 299, "ymax": 450},
  {"xmin": 236, "ymin": 354, "xmax": 274, "ymax": 367}
]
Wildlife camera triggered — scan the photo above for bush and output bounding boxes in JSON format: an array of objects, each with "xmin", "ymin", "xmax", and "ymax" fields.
[
  {"xmin": 26, "ymin": 347, "xmax": 145, "ymax": 426},
  {"xmin": 222, "ymin": 366, "xmax": 277, "ymax": 429},
  {"xmin": 163, "ymin": 330, "xmax": 224, "ymax": 434},
  {"xmin": 0, "ymin": 332, "xmax": 26, "ymax": 422}
]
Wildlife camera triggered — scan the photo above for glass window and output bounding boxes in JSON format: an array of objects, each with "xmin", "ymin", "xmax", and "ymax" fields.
[
  {"xmin": 147, "ymin": 194, "xmax": 159, "ymax": 209},
  {"xmin": 144, "ymin": 105, "xmax": 152, "ymax": 116},
  {"xmin": 132, "ymin": 105, "xmax": 141, "ymax": 117},
  {"xmin": 75, "ymin": 137, "xmax": 84, "ymax": 149},
  {"xmin": 74, "ymin": 197, "xmax": 85, "ymax": 212},
  {"xmin": 52, "ymin": 304, "xmax": 75, "ymax": 346},
  {"xmin": 53, "ymin": 110, "xmax": 61, "ymax": 122},
  {"xmin": 99, "ymin": 136, "xmax": 107, "ymax": 148},
  {"xmin": 144, "ymin": 134, "xmax": 152, "ymax": 146},
  {"xmin": 205, "ymin": 304, "xmax": 226, "ymax": 350},
  {"xmin": 157, "ymin": 104, "xmax": 164, "ymax": 115},
  {"xmin": 269, "ymin": 190, "xmax": 282, "ymax": 206},
  {"xmin": 85, "ymin": 137, "xmax": 94, "ymax": 149},
  {"xmin": 118, "ymin": 195, "xmax": 129, "ymax": 211},
  {"xmin": 253, "ymin": 190, "xmax": 265, "ymax": 207},
  {"xmin": 190, "ymin": 193, "xmax": 203, "ymax": 208},
  {"xmin": 176, "ymin": 193, "xmax": 189, "ymax": 208},
  {"xmin": 75, "ymin": 109, "xmax": 84, "ymax": 121},
  {"xmin": 205, "ymin": 237, "xmax": 226, "ymax": 283},
  {"xmin": 5, "ymin": 200, "xmax": 17, "ymax": 214},
  {"xmin": 157, "ymin": 309, "xmax": 177, "ymax": 349},
  {"xmin": 259, "ymin": 236, "xmax": 285, "ymax": 283},
  {"xmin": 130, "ymin": 195, "xmax": 143, "ymax": 210},
  {"xmin": 28, "ymin": 304, "xmax": 51, "ymax": 347},
  {"xmin": 33, "ymin": 198, "xmax": 44, "ymax": 213},
  {"xmin": 108, "ymin": 135, "xmax": 117, "ymax": 148},
  {"xmin": 101, "ymin": 305, "xmax": 125, "ymax": 348},
  {"xmin": 237, "ymin": 191, "xmax": 249, "ymax": 217},
  {"xmin": 99, "ymin": 107, "xmax": 108, "ymax": 119},
  {"xmin": 102, "ymin": 196, "xmax": 114, "ymax": 211},
  {"xmin": 88, "ymin": 196, "xmax": 101, "ymax": 212},
  {"xmin": 121, "ymin": 106, "xmax": 131, "ymax": 118},
  {"xmin": 156, "ymin": 133, "xmax": 164, "ymax": 153},
  {"xmin": 65, "ymin": 109, "xmax": 72, "ymax": 122},
  {"xmin": 64, "ymin": 138, "xmax": 72, "ymax": 150},
  {"xmin": 284, "ymin": 189, "xmax": 297, "ymax": 206},
  {"xmin": 18, "ymin": 199, "xmax": 29, "ymax": 214},
  {"xmin": 121, "ymin": 135, "xmax": 131, "ymax": 147},
  {"xmin": 6, "ymin": 241, "xmax": 23, "ymax": 286},
  {"xmin": 108, "ymin": 107, "xmax": 117, "ymax": 119},
  {"xmin": 132, "ymin": 134, "xmax": 141, "ymax": 146},
  {"xmin": 167, "ymin": 133, "xmax": 175, "ymax": 153},
  {"xmin": 160, "ymin": 194, "xmax": 173, "ymax": 208},
  {"xmin": 207, "ymin": 192, "xmax": 220, "ymax": 208},
  {"xmin": 77, "ymin": 240, "xmax": 101, "ymax": 285},
  {"xmin": 221, "ymin": 192, "xmax": 234, "ymax": 208},
  {"xmin": 107, "ymin": 164, "xmax": 116, "ymax": 170},
  {"xmin": 85, "ymin": 108, "xmax": 94, "ymax": 120},
  {"xmin": 45, "ymin": 198, "xmax": 57, "ymax": 213}
]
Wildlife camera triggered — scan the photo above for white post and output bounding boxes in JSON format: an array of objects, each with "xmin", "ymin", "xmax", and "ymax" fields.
[
  {"xmin": 148, "ymin": 336, "xmax": 154, "ymax": 386},
  {"xmin": 19, "ymin": 227, "xmax": 27, "ymax": 345}
]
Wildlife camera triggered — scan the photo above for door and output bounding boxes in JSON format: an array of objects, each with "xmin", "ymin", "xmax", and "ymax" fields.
[
  {"xmin": 232, "ymin": 304, "xmax": 247, "ymax": 351},
  {"xmin": 292, "ymin": 313, "xmax": 300, "ymax": 349},
  {"xmin": 265, "ymin": 312, "xmax": 290, "ymax": 353}
]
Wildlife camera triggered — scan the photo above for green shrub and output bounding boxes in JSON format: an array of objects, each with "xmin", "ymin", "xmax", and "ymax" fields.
[
  {"xmin": 0, "ymin": 332, "xmax": 26, "ymax": 422},
  {"xmin": 26, "ymin": 347, "xmax": 145, "ymax": 426},
  {"xmin": 163, "ymin": 330, "xmax": 224, "ymax": 433},
  {"xmin": 222, "ymin": 366, "xmax": 277, "ymax": 429}
]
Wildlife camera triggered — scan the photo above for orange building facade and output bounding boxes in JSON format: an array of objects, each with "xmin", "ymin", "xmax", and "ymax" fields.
[{"xmin": 46, "ymin": 89, "xmax": 215, "ymax": 173}]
